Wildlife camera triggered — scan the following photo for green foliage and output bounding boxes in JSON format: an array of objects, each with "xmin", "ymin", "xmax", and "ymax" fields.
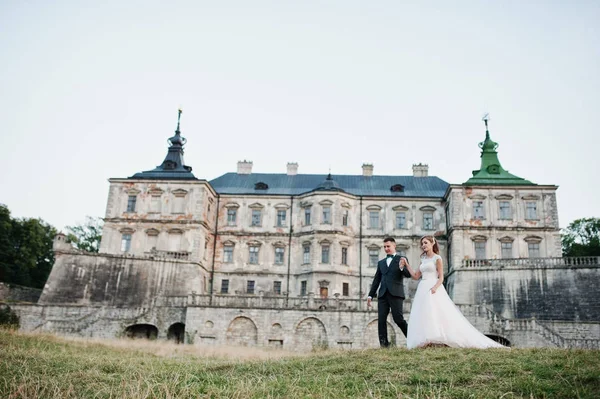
[
  {"xmin": 0, "ymin": 330, "xmax": 599, "ymax": 398},
  {"xmin": 0, "ymin": 305, "xmax": 19, "ymax": 329},
  {"xmin": 0, "ymin": 204, "xmax": 56, "ymax": 288},
  {"xmin": 562, "ymin": 218, "xmax": 600, "ymax": 257},
  {"xmin": 66, "ymin": 216, "xmax": 103, "ymax": 253}
]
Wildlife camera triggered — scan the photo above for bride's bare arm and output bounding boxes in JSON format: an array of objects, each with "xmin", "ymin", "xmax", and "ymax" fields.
[
  {"xmin": 401, "ymin": 258, "xmax": 421, "ymax": 280},
  {"xmin": 430, "ymin": 257, "xmax": 444, "ymax": 293}
]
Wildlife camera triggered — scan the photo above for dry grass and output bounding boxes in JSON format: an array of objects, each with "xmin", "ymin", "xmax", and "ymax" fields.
[
  {"xmin": 1, "ymin": 328, "xmax": 599, "ymax": 398},
  {"xmin": 56, "ymin": 333, "xmax": 306, "ymax": 361}
]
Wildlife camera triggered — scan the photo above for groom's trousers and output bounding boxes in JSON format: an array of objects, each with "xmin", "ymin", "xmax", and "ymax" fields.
[{"xmin": 377, "ymin": 291, "xmax": 408, "ymax": 347}]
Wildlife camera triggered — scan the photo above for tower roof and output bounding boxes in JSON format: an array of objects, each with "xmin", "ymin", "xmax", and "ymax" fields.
[
  {"xmin": 463, "ymin": 116, "xmax": 534, "ymax": 186},
  {"xmin": 129, "ymin": 109, "xmax": 197, "ymax": 180},
  {"xmin": 314, "ymin": 173, "xmax": 344, "ymax": 192}
]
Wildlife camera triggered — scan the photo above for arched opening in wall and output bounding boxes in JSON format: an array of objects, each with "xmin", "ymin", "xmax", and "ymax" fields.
[
  {"xmin": 226, "ymin": 316, "xmax": 258, "ymax": 346},
  {"xmin": 293, "ymin": 317, "xmax": 328, "ymax": 351},
  {"xmin": 485, "ymin": 334, "xmax": 511, "ymax": 347},
  {"xmin": 125, "ymin": 324, "xmax": 158, "ymax": 340},
  {"xmin": 167, "ymin": 322, "xmax": 186, "ymax": 344}
]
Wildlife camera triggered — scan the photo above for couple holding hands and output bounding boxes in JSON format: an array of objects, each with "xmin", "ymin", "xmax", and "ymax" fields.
[{"xmin": 367, "ymin": 236, "xmax": 506, "ymax": 349}]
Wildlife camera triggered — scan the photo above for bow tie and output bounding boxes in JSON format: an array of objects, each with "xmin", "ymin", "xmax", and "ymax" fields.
[{"xmin": 386, "ymin": 255, "xmax": 395, "ymax": 259}]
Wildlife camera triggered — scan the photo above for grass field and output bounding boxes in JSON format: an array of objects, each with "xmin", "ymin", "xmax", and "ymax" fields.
[{"xmin": 1, "ymin": 328, "xmax": 599, "ymax": 398}]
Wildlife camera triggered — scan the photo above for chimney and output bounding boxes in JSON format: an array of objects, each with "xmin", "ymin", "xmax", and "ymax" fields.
[
  {"xmin": 412, "ymin": 163, "xmax": 429, "ymax": 177},
  {"xmin": 362, "ymin": 163, "xmax": 373, "ymax": 177},
  {"xmin": 237, "ymin": 160, "xmax": 253, "ymax": 175},
  {"xmin": 287, "ymin": 162, "xmax": 298, "ymax": 176}
]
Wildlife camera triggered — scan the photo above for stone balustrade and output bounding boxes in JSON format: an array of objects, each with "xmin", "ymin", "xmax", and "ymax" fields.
[
  {"xmin": 144, "ymin": 249, "xmax": 191, "ymax": 260},
  {"xmin": 460, "ymin": 256, "xmax": 600, "ymax": 269}
]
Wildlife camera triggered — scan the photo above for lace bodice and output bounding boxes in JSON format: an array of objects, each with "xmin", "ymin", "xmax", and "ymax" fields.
[{"xmin": 419, "ymin": 254, "xmax": 441, "ymax": 280}]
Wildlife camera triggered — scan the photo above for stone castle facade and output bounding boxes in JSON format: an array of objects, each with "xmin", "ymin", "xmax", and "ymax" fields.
[{"xmin": 7, "ymin": 113, "xmax": 599, "ymax": 349}]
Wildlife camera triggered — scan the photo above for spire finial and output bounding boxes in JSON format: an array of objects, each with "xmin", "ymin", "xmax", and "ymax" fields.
[
  {"xmin": 482, "ymin": 113, "xmax": 490, "ymax": 137},
  {"xmin": 176, "ymin": 107, "xmax": 183, "ymax": 134}
]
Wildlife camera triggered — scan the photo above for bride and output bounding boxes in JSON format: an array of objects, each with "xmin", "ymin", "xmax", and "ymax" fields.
[{"xmin": 402, "ymin": 235, "xmax": 507, "ymax": 349}]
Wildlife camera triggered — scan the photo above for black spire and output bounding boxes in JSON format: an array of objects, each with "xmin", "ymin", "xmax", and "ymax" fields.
[
  {"xmin": 129, "ymin": 109, "xmax": 197, "ymax": 180},
  {"xmin": 315, "ymin": 172, "xmax": 343, "ymax": 191}
]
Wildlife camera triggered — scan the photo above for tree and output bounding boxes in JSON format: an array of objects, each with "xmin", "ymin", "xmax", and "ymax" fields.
[
  {"xmin": 0, "ymin": 204, "xmax": 57, "ymax": 288},
  {"xmin": 66, "ymin": 216, "xmax": 103, "ymax": 253},
  {"xmin": 562, "ymin": 218, "xmax": 600, "ymax": 257}
]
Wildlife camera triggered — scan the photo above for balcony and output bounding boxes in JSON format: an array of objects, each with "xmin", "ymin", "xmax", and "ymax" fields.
[
  {"xmin": 181, "ymin": 293, "xmax": 374, "ymax": 312},
  {"xmin": 144, "ymin": 249, "xmax": 191, "ymax": 261},
  {"xmin": 460, "ymin": 256, "xmax": 600, "ymax": 269}
]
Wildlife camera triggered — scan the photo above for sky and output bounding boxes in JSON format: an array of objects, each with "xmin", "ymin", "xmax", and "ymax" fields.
[{"xmin": 0, "ymin": 0, "xmax": 598, "ymax": 231}]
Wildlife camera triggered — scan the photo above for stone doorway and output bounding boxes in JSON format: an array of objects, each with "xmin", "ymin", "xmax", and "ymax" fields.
[
  {"xmin": 124, "ymin": 324, "xmax": 158, "ymax": 340},
  {"xmin": 167, "ymin": 322, "xmax": 186, "ymax": 344}
]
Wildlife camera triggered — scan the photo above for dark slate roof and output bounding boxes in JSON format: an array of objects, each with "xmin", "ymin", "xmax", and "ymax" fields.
[
  {"xmin": 209, "ymin": 173, "xmax": 449, "ymax": 197},
  {"xmin": 129, "ymin": 132, "xmax": 197, "ymax": 181}
]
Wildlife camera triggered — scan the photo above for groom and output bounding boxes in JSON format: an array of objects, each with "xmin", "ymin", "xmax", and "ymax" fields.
[{"xmin": 367, "ymin": 237, "xmax": 411, "ymax": 347}]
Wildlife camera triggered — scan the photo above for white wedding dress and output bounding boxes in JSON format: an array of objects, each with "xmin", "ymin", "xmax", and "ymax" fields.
[{"xmin": 406, "ymin": 254, "xmax": 506, "ymax": 349}]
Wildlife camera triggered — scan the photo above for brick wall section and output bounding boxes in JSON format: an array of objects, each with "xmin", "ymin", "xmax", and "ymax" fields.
[
  {"xmin": 12, "ymin": 302, "xmax": 598, "ymax": 349},
  {"xmin": 447, "ymin": 264, "xmax": 600, "ymax": 321},
  {"xmin": 39, "ymin": 252, "xmax": 208, "ymax": 306},
  {"xmin": 0, "ymin": 282, "xmax": 42, "ymax": 303}
]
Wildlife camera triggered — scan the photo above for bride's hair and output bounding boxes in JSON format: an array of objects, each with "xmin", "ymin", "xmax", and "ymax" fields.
[{"xmin": 420, "ymin": 235, "xmax": 440, "ymax": 256}]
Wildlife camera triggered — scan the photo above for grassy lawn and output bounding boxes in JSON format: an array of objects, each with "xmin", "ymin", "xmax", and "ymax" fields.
[{"xmin": 0, "ymin": 329, "xmax": 598, "ymax": 398}]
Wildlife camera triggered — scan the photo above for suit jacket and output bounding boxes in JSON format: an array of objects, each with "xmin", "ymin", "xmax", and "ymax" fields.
[{"xmin": 368, "ymin": 255, "xmax": 411, "ymax": 299}]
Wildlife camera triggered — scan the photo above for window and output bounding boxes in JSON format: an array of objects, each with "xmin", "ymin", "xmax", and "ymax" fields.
[
  {"xmin": 227, "ymin": 209, "xmax": 237, "ymax": 226},
  {"xmin": 341, "ymin": 247, "xmax": 348, "ymax": 265},
  {"xmin": 121, "ymin": 234, "xmax": 132, "ymax": 252},
  {"xmin": 273, "ymin": 281, "xmax": 282, "ymax": 295},
  {"xmin": 474, "ymin": 242, "xmax": 486, "ymax": 259},
  {"xmin": 251, "ymin": 209, "xmax": 261, "ymax": 226},
  {"xmin": 526, "ymin": 202, "xmax": 537, "ymax": 220},
  {"xmin": 172, "ymin": 196, "xmax": 185, "ymax": 214},
  {"xmin": 528, "ymin": 243, "xmax": 540, "ymax": 258},
  {"xmin": 300, "ymin": 280, "xmax": 307, "ymax": 296},
  {"xmin": 168, "ymin": 230, "xmax": 183, "ymax": 252},
  {"xmin": 369, "ymin": 211, "xmax": 380, "ymax": 229},
  {"xmin": 397, "ymin": 249, "xmax": 406, "ymax": 257},
  {"xmin": 321, "ymin": 245, "xmax": 330, "ymax": 263},
  {"xmin": 304, "ymin": 208, "xmax": 311, "ymax": 225},
  {"xmin": 275, "ymin": 247, "xmax": 285, "ymax": 265},
  {"xmin": 147, "ymin": 233, "xmax": 158, "ymax": 250},
  {"xmin": 126, "ymin": 195, "xmax": 137, "ymax": 213},
  {"xmin": 303, "ymin": 245, "xmax": 310, "ymax": 264},
  {"xmin": 473, "ymin": 201, "xmax": 485, "ymax": 220},
  {"xmin": 501, "ymin": 242, "xmax": 512, "ymax": 259},
  {"xmin": 396, "ymin": 212, "xmax": 406, "ymax": 229},
  {"xmin": 247, "ymin": 280, "xmax": 255, "ymax": 294},
  {"xmin": 276, "ymin": 210, "xmax": 286, "ymax": 227},
  {"xmin": 249, "ymin": 246, "xmax": 259, "ymax": 264},
  {"xmin": 369, "ymin": 249, "xmax": 379, "ymax": 267},
  {"xmin": 342, "ymin": 210, "xmax": 349, "ymax": 226},
  {"xmin": 224, "ymin": 246, "xmax": 233, "ymax": 263},
  {"xmin": 150, "ymin": 196, "xmax": 161, "ymax": 213},
  {"xmin": 499, "ymin": 201, "xmax": 511, "ymax": 220},
  {"xmin": 322, "ymin": 206, "xmax": 331, "ymax": 224},
  {"xmin": 342, "ymin": 282, "xmax": 349, "ymax": 297},
  {"xmin": 221, "ymin": 279, "xmax": 229, "ymax": 294},
  {"xmin": 423, "ymin": 212, "xmax": 434, "ymax": 230}
]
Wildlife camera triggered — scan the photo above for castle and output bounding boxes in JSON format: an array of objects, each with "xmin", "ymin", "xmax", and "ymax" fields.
[{"xmin": 9, "ymin": 112, "xmax": 600, "ymax": 349}]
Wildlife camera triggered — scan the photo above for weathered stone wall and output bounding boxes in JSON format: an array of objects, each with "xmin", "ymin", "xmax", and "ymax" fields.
[
  {"xmin": 100, "ymin": 179, "xmax": 216, "ymax": 264},
  {"xmin": 445, "ymin": 185, "xmax": 562, "ymax": 266},
  {"xmin": 11, "ymin": 298, "xmax": 599, "ymax": 349},
  {"xmin": 447, "ymin": 262, "xmax": 600, "ymax": 321},
  {"xmin": 39, "ymin": 252, "xmax": 208, "ymax": 306},
  {"xmin": 0, "ymin": 282, "xmax": 41, "ymax": 303}
]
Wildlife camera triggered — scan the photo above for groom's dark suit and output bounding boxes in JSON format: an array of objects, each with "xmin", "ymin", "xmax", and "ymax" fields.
[{"xmin": 368, "ymin": 254, "xmax": 411, "ymax": 347}]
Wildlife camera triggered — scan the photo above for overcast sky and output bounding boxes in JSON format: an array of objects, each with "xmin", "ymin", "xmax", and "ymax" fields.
[{"xmin": 1, "ymin": 0, "xmax": 598, "ymax": 231}]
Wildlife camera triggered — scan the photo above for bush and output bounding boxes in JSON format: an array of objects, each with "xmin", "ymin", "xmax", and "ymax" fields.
[{"xmin": 0, "ymin": 304, "xmax": 20, "ymax": 329}]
